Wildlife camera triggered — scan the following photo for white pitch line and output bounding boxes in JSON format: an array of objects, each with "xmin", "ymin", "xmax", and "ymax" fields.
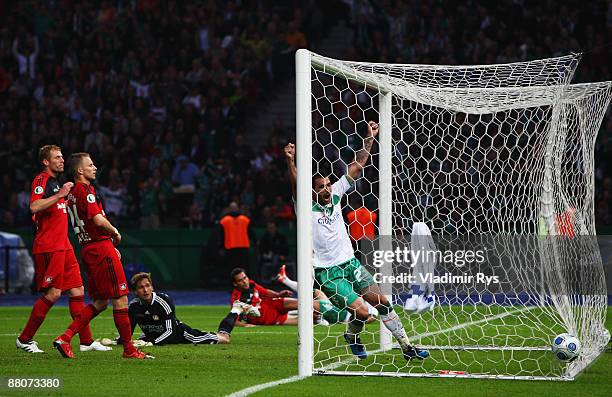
[
  {"xmin": 225, "ymin": 306, "xmax": 536, "ymax": 396},
  {"xmin": 225, "ymin": 375, "xmax": 306, "ymax": 397}
]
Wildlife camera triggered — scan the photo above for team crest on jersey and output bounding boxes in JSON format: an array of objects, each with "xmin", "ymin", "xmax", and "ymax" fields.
[
  {"xmin": 119, "ymin": 283, "xmax": 127, "ymax": 291},
  {"xmin": 87, "ymin": 194, "xmax": 96, "ymax": 203},
  {"xmin": 152, "ymin": 315, "xmax": 159, "ymax": 321},
  {"xmin": 34, "ymin": 186, "xmax": 44, "ymax": 195}
]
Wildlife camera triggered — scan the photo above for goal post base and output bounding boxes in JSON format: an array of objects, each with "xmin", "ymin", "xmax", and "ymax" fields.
[{"xmin": 315, "ymin": 370, "xmax": 575, "ymax": 382}]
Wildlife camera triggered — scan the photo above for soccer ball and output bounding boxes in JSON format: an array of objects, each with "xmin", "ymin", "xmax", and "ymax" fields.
[{"xmin": 551, "ymin": 333, "xmax": 581, "ymax": 362}]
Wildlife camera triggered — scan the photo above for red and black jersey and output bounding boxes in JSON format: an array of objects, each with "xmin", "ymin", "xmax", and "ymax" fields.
[
  {"xmin": 66, "ymin": 182, "xmax": 111, "ymax": 245},
  {"xmin": 30, "ymin": 171, "xmax": 71, "ymax": 254},
  {"xmin": 230, "ymin": 280, "xmax": 269, "ymax": 307}
]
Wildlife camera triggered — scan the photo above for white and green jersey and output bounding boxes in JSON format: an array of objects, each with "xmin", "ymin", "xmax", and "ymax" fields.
[{"xmin": 311, "ymin": 175, "xmax": 355, "ymax": 268}]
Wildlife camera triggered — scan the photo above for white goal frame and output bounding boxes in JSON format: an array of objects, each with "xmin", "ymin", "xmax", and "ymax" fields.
[{"xmin": 295, "ymin": 49, "xmax": 610, "ymax": 381}]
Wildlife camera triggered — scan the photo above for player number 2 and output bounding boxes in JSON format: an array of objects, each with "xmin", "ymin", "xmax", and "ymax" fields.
[
  {"xmin": 66, "ymin": 205, "xmax": 85, "ymax": 235},
  {"xmin": 353, "ymin": 267, "xmax": 362, "ymax": 282}
]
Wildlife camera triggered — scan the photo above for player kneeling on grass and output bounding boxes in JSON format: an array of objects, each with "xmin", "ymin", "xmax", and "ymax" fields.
[
  {"xmin": 111, "ymin": 272, "xmax": 244, "ymax": 346},
  {"xmin": 231, "ymin": 268, "xmax": 351, "ymax": 326},
  {"xmin": 274, "ymin": 265, "xmax": 377, "ymax": 324},
  {"xmin": 285, "ymin": 122, "xmax": 429, "ymax": 361}
]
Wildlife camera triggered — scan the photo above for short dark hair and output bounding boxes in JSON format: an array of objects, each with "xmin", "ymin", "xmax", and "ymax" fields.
[
  {"xmin": 312, "ymin": 173, "xmax": 326, "ymax": 186},
  {"xmin": 69, "ymin": 152, "xmax": 91, "ymax": 176},
  {"xmin": 130, "ymin": 272, "xmax": 152, "ymax": 291},
  {"xmin": 39, "ymin": 145, "xmax": 61, "ymax": 163},
  {"xmin": 230, "ymin": 267, "xmax": 246, "ymax": 281}
]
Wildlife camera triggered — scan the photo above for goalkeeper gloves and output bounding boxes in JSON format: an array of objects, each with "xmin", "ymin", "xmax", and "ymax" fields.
[
  {"xmin": 133, "ymin": 339, "xmax": 153, "ymax": 348},
  {"xmin": 99, "ymin": 338, "xmax": 153, "ymax": 347}
]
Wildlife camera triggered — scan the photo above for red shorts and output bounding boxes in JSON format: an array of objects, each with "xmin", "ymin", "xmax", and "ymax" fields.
[
  {"xmin": 81, "ymin": 240, "xmax": 128, "ymax": 299},
  {"xmin": 34, "ymin": 248, "xmax": 83, "ymax": 292},
  {"xmin": 247, "ymin": 298, "xmax": 289, "ymax": 325}
]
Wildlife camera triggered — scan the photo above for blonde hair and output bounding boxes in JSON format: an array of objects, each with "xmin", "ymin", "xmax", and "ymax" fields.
[
  {"xmin": 130, "ymin": 272, "xmax": 153, "ymax": 291},
  {"xmin": 38, "ymin": 145, "xmax": 61, "ymax": 163}
]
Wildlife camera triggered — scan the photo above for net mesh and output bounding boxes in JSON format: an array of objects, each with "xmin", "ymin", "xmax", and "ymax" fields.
[{"xmin": 306, "ymin": 51, "xmax": 611, "ymax": 379}]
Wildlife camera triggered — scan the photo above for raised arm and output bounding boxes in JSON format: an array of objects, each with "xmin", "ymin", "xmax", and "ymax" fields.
[
  {"xmin": 347, "ymin": 121, "xmax": 379, "ymax": 181},
  {"xmin": 284, "ymin": 143, "xmax": 297, "ymax": 197}
]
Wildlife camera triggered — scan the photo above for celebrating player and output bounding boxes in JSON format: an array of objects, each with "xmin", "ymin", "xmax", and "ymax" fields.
[
  {"xmin": 231, "ymin": 268, "xmax": 350, "ymax": 325},
  {"xmin": 16, "ymin": 145, "xmax": 109, "ymax": 354},
  {"xmin": 285, "ymin": 121, "xmax": 429, "ymax": 360},
  {"xmin": 117, "ymin": 272, "xmax": 244, "ymax": 345},
  {"xmin": 52, "ymin": 153, "xmax": 152, "ymax": 359}
]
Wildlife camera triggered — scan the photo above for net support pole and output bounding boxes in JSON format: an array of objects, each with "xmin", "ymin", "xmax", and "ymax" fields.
[
  {"xmin": 296, "ymin": 49, "xmax": 314, "ymax": 377},
  {"xmin": 378, "ymin": 91, "xmax": 393, "ymax": 351}
]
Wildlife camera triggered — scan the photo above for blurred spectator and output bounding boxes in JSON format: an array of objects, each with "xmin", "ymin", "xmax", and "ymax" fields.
[
  {"xmin": 272, "ymin": 195, "xmax": 294, "ymax": 223},
  {"xmin": 346, "ymin": 195, "xmax": 377, "ymax": 242},
  {"xmin": 258, "ymin": 221, "xmax": 289, "ymax": 280},
  {"xmin": 218, "ymin": 202, "xmax": 255, "ymax": 272},
  {"xmin": 12, "ymin": 36, "xmax": 39, "ymax": 80},
  {"xmin": 16, "ymin": 181, "xmax": 30, "ymax": 224},
  {"xmin": 139, "ymin": 177, "xmax": 161, "ymax": 230},
  {"xmin": 99, "ymin": 173, "xmax": 127, "ymax": 224},
  {"xmin": 172, "ymin": 155, "xmax": 199, "ymax": 191}
]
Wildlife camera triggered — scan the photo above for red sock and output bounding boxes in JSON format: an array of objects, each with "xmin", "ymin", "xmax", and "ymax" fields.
[
  {"xmin": 19, "ymin": 296, "xmax": 54, "ymax": 342},
  {"xmin": 69, "ymin": 296, "xmax": 94, "ymax": 345},
  {"xmin": 113, "ymin": 309, "xmax": 136, "ymax": 354},
  {"xmin": 61, "ymin": 304, "xmax": 99, "ymax": 342}
]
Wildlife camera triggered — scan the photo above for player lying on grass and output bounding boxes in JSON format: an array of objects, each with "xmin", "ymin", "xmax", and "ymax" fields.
[
  {"xmin": 109, "ymin": 272, "xmax": 245, "ymax": 345},
  {"xmin": 231, "ymin": 268, "xmax": 351, "ymax": 326},
  {"xmin": 285, "ymin": 121, "xmax": 429, "ymax": 360}
]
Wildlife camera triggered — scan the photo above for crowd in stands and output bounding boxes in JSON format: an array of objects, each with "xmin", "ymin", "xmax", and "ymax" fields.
[
  {"xmin": 341, "ymin": 0, "xmax": 612, "ymax": 230},
  {"xmin": 0, "ymin": 0, "xmax": 610, "ymax": 231},
  {"xmin": 0, "ymin": 0, "xmax": 335, "ymax": 229}
]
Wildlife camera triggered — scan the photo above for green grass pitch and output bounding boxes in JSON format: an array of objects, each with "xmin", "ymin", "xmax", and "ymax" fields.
[{"xmin": 0, "ymin": 305, "xmax": 610, "ymax": 396}]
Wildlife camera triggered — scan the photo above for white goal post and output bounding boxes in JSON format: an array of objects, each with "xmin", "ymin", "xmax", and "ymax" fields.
[{"xmin": 295, "ymin": 49, "xmax": 611, "ymax": 380}]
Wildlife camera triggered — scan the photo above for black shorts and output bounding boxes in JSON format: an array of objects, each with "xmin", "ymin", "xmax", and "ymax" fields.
[{"xmin": 179, "ymin": 324, "xmax": 219, "ymax": 345}]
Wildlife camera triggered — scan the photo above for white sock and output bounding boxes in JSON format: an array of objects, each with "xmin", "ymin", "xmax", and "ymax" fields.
[
  {"xmin": 365, "ymin": 301, "xmax": 378, "ymax": 316},
  {"xmin": 282, "ymin": 276, "xmax": 298, "ymax": 292},
  {"xmin": 380, "ymin": 310, "xmax": 411, "ymax": 348}
]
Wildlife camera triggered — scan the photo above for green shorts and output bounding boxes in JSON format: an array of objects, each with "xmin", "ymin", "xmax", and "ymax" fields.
[{"xmin": 314, "ymin": 258, "xmax": 375, "ymax": 309}]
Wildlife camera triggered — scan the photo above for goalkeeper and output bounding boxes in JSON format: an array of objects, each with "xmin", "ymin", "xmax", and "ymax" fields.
[
  {"xmin": 285, "ymin": 121, "xmax": 429, "ymax": 360},
  {"xmin": 110, "ymin": 273, "xmax": 247, "ymax": 346}
]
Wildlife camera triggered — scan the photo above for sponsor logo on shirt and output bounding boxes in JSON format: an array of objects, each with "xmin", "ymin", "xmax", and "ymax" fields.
[{"xmin": 317, "ymin": 212, "xmax": 342, "ymax": 225}]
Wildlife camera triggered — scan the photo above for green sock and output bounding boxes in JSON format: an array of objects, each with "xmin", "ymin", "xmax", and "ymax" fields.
[{"xmin": 319, "ymin": 299, "xmax": 349, "ymax": 323}]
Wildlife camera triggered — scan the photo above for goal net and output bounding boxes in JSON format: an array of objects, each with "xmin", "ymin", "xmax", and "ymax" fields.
[{"xmin": 295, "ymin": 49, "xmax": 611, "ymax": 380}]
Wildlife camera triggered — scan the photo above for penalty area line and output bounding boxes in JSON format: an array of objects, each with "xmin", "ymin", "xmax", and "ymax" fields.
[
  {"xmin": 225, "ymin": 306, "xmax": 536, "ymax": 396},
  {"xmin": 224, "ymin": 375, "xmax": 306, "ymax": 397}
]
